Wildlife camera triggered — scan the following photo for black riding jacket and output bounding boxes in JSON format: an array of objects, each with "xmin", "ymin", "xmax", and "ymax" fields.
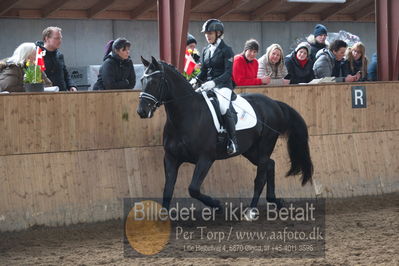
[{"xmin": 197, "ymin": 39, "xmax": 234, "ymax": 90}]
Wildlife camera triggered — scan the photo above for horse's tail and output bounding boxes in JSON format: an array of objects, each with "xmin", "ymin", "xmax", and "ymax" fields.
[{"xmin": 277, "ymin": 101, "xmax": 313, "ymax": 186}]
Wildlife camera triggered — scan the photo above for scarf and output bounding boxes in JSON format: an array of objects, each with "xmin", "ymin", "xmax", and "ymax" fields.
[{"xmin": 297, "ymin": 57, "xmax": 308, "ymax": 68}]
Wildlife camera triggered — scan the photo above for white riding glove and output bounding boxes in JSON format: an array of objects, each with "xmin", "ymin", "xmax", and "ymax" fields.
[
  {"xmin": 201, "ymin": 81, "xmax": 216, "ymax": 91},
  {"xmin": 189, "ymin": 78, "xmax": 198, "ymax": 88}
]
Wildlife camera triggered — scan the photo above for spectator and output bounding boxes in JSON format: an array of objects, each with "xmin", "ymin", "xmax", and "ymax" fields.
[
  {"xmin": 257, "ymin": 43, "xmax": 289, "ymax": 85},
  {"xmin": 285, "ymin": 42, "xmax": 314, "ymax": 84},
  {"xmin": 346, "ymin": 42, "xmax": 368, "ymax": 81},
  {"xmin": 37, "ymin": 26, "xmax": 77, "ymax": 91},
  {"xmin": 183, "ymin": 33, "xmax": 201, "ymax": 80},
  {"xmin": 307, "ymin": 24, "xmax": 329, "ymax": 62},
  {"xmin": 186, "ymin": 33, "xmax": 200, "ymax": 63},
  {"xmin": 93, "ymin": 38, "xmax": 136, "ymax": 90},
  {"xmin": 232, "ymin": 39, "xmax": 268, "ymax": 86},
  {"xmin": 313, "ymin": 39, "xmax": 360, "ymax": 82},
  {"xmin": 0, "ymin": 42, "xmax": 51, "ymax": 92},
  {"xmin": 368, "ymin": 53, "xmax": 377, "ymax": 81}
]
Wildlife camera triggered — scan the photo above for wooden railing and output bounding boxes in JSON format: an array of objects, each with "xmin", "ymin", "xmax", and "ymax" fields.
[{"xmin": 0, "ymin": 82, "xmax": 398, "ymax": 231}]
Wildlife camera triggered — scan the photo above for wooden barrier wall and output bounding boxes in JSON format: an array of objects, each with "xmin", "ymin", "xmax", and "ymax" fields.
[{"xmin": 0, "ymin": 82, "xmax": 398, "ymax": 231}]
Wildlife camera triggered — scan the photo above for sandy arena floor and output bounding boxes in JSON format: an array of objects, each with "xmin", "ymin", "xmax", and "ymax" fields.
[{"xmin": 0, "ymin": 193, "xmax": 398, "ymax": 265}]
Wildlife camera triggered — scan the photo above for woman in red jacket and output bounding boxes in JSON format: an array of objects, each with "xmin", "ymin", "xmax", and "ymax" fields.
[{"xmin": 232, "ymin": 39, "xmax": 269, "ymax": 86}]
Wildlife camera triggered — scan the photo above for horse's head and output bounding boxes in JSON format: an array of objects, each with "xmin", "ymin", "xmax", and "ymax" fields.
[{"xmin": 137, "ymin": 56, "xmax": 166, "ymax": 119}]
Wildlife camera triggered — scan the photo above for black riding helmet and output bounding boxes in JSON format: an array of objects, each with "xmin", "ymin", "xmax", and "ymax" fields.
[{"xmin": 201, "ymin": 19, "xmax": 224, "ymax": 35}]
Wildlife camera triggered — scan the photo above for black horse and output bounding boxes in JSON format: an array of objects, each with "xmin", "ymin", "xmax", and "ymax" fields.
[{"xmin": 137, "ymin": 56, "xmax": 313, "ymax": 211}]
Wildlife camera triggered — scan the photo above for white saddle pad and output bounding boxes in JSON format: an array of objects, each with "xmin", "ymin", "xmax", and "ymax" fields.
[{"xmin": 201, "ymin": 91, "xmax": 257, "ymax": 133}]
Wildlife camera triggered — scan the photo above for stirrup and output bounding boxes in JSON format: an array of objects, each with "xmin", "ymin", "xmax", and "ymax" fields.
[{"xmin": 227, "ymin": 139, "xmax": 239, "ymax": 155}]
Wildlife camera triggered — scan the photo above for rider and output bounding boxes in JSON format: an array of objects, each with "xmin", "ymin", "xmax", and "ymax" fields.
[{"xmin": 190, "ymin": 19, "xmax": 238, "ymax": 155}]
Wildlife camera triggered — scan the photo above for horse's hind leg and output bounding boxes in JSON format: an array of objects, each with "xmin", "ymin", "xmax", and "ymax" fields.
[
  {"xmin": 245, "ymin": 135, "xmax": 279, "ymax": 209},
  {"xmin": 188, "ymin": 158, "xmax": 220, "ymax": 208},
  {"xmin": 249, "ymin": 158, "xmax": 270, "ymax": 208},
  {"xmin": 265, "ymin": 159, "xmax": 276, "ymax": 202},
  {"xmin": 265, "ymin": 159, "xmax": 283, "ymax": 208},
  {"xmin": 249, "ymin": 158, "xmax": 282, "ymax": 209},
  {"xmin": 162, "ymin": 152, "xmax": 182, "ymax": 210}
]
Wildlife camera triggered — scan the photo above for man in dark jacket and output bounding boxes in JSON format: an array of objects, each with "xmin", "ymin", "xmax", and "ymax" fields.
[
  {"xmin": 313, "ymin": 39, "xmax": 359, "ymax": 82},
  {"xmin": 307, "ymin": 24, "xmax": 329, "ymax": 62},
  {"xmin": 93, "ymin": 38, "xmax": 136, "ymax": 90},
  {"xmin": 190, "ymin": 19, "xmax": 238, "ymax": 155},
  {"xmin": 38, "ymin": 27, "xmax": 76, "ymax": 91}
]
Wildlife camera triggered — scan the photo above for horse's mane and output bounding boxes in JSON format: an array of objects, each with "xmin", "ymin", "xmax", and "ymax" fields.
[{"xmin": 160, "ymin": 61, "xmax": 192, "ymax": 86}]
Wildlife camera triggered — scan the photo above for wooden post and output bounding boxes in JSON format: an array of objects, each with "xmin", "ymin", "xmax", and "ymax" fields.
[
  {"xmin": 376, "ymin": 0, "xmax": 399, "ymax": 81},
  {"xmin": 158, "ymin": 0, "xmax": 191, "ymax": 72}
]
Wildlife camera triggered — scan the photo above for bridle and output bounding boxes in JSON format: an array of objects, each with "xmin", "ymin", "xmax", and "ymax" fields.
[
  {"xmin": 139, "ymin": 64, "xmax": 196, "ymax": 112},
  {"xmin": 139, "ymin": 65, "xmax": 168, "ymax": 110}
]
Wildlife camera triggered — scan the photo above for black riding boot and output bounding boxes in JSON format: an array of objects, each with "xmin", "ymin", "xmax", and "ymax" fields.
[{"xmin": 223, "ymin": 108, "xmax": 239, "ymax": 155}]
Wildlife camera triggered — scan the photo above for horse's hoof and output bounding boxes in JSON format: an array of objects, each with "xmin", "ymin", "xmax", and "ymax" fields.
[
  {"xmin": 211, "ymin": 200, "xmax": 223, "ymax": 215},
  {"xmin": 243, "ymin": 208, "xmax": 257, "ymax": 222},
  {"xmin": 214, "ymin": 206, "xmax": 223, "ymax": 215}
]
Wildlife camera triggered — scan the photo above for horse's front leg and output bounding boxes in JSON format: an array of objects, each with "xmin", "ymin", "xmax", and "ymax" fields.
[
  {"xmin": 162, "ymin": 152, "xmax": 182, "ymax": 210},
  {"xmin": 188, "ymin": 157, "xmax": 220, "ymax": 209}
]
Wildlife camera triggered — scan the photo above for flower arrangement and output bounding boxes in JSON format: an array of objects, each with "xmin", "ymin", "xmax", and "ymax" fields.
[
  {"xmin": 187, "ymin": 48, "xmax": 200, "ymax": 62},
  {"xmin": 24, "ymin": 60, "xmax": 43, "ymax": 84},
  {"xmin": 183, "ymin": 48, "xmax": 201, "ymax": 80}
]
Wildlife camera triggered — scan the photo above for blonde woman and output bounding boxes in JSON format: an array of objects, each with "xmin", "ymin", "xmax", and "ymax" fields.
[
  {"xmin": 0, "ymin": 42, "xmax": 36, "ymax": 92},
  {"xmin": 0, "ymin": 42, "xmax": 52, "ymax": 92},
  {"xmin": 257, "ymin": 44, "xmax": 289, "ymax": 85},
  {"xmin": 346, "ymin": 42, "xmax": 368, "ymax": 81}
]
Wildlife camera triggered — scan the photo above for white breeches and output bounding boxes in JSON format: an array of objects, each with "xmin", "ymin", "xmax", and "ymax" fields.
[{"xmin": 214, "ymin": 87, "xmax": 232, "ymax": 115}]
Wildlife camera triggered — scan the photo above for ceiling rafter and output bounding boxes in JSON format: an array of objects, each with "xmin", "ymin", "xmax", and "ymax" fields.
[
  {"xmin": 41, "ymin": 0, "xmax": 70, "ymax": 18},
  {"xmin": 191, "ymin": 0, "xmax": 206, "ymax": 10},
  {"xmin": 353, "ymin": 1, "xmax": 375, "ymax": 21},
  {"xmin": 285, "ymin": 3, "xmax": 314, "ymax": 21},
  {"xmin": 0, "ymin": 0, "xmax": 20, "ymax": 16},
  {"xmin": 250, "ymin": 0, "xmax": 281, "ymax": 21},
  {"xmin": 320, "ymin": 0, "xmax": 357, "ymax": 21},
  {"xmin": 88, "ymin": 0, "xmax": 115, "ymax": 18},
  {"xmin": 212, "ymin": 0, "xmax": 249, "ymax": 18},
  {"xmin": 0, "ymin": 0, "xmax": 377, "ymax": 22},
  {"xmin": 130, "ymin": 0, "xmax": 157, "ymax": 20}
]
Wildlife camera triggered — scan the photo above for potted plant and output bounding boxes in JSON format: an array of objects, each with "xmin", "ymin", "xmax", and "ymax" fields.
[{"xmin": 23, "ymin": 60, "xmax": 44, "ymax": 92}]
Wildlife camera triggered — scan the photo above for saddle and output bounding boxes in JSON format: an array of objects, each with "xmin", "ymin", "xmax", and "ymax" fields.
[
  {"xmin": 206, "ymin": 90, "xmax": 238, "ymax": 127},
  {"xmin": 200, "ymin": 89, "xmax": 257, "ymax": 134}
]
